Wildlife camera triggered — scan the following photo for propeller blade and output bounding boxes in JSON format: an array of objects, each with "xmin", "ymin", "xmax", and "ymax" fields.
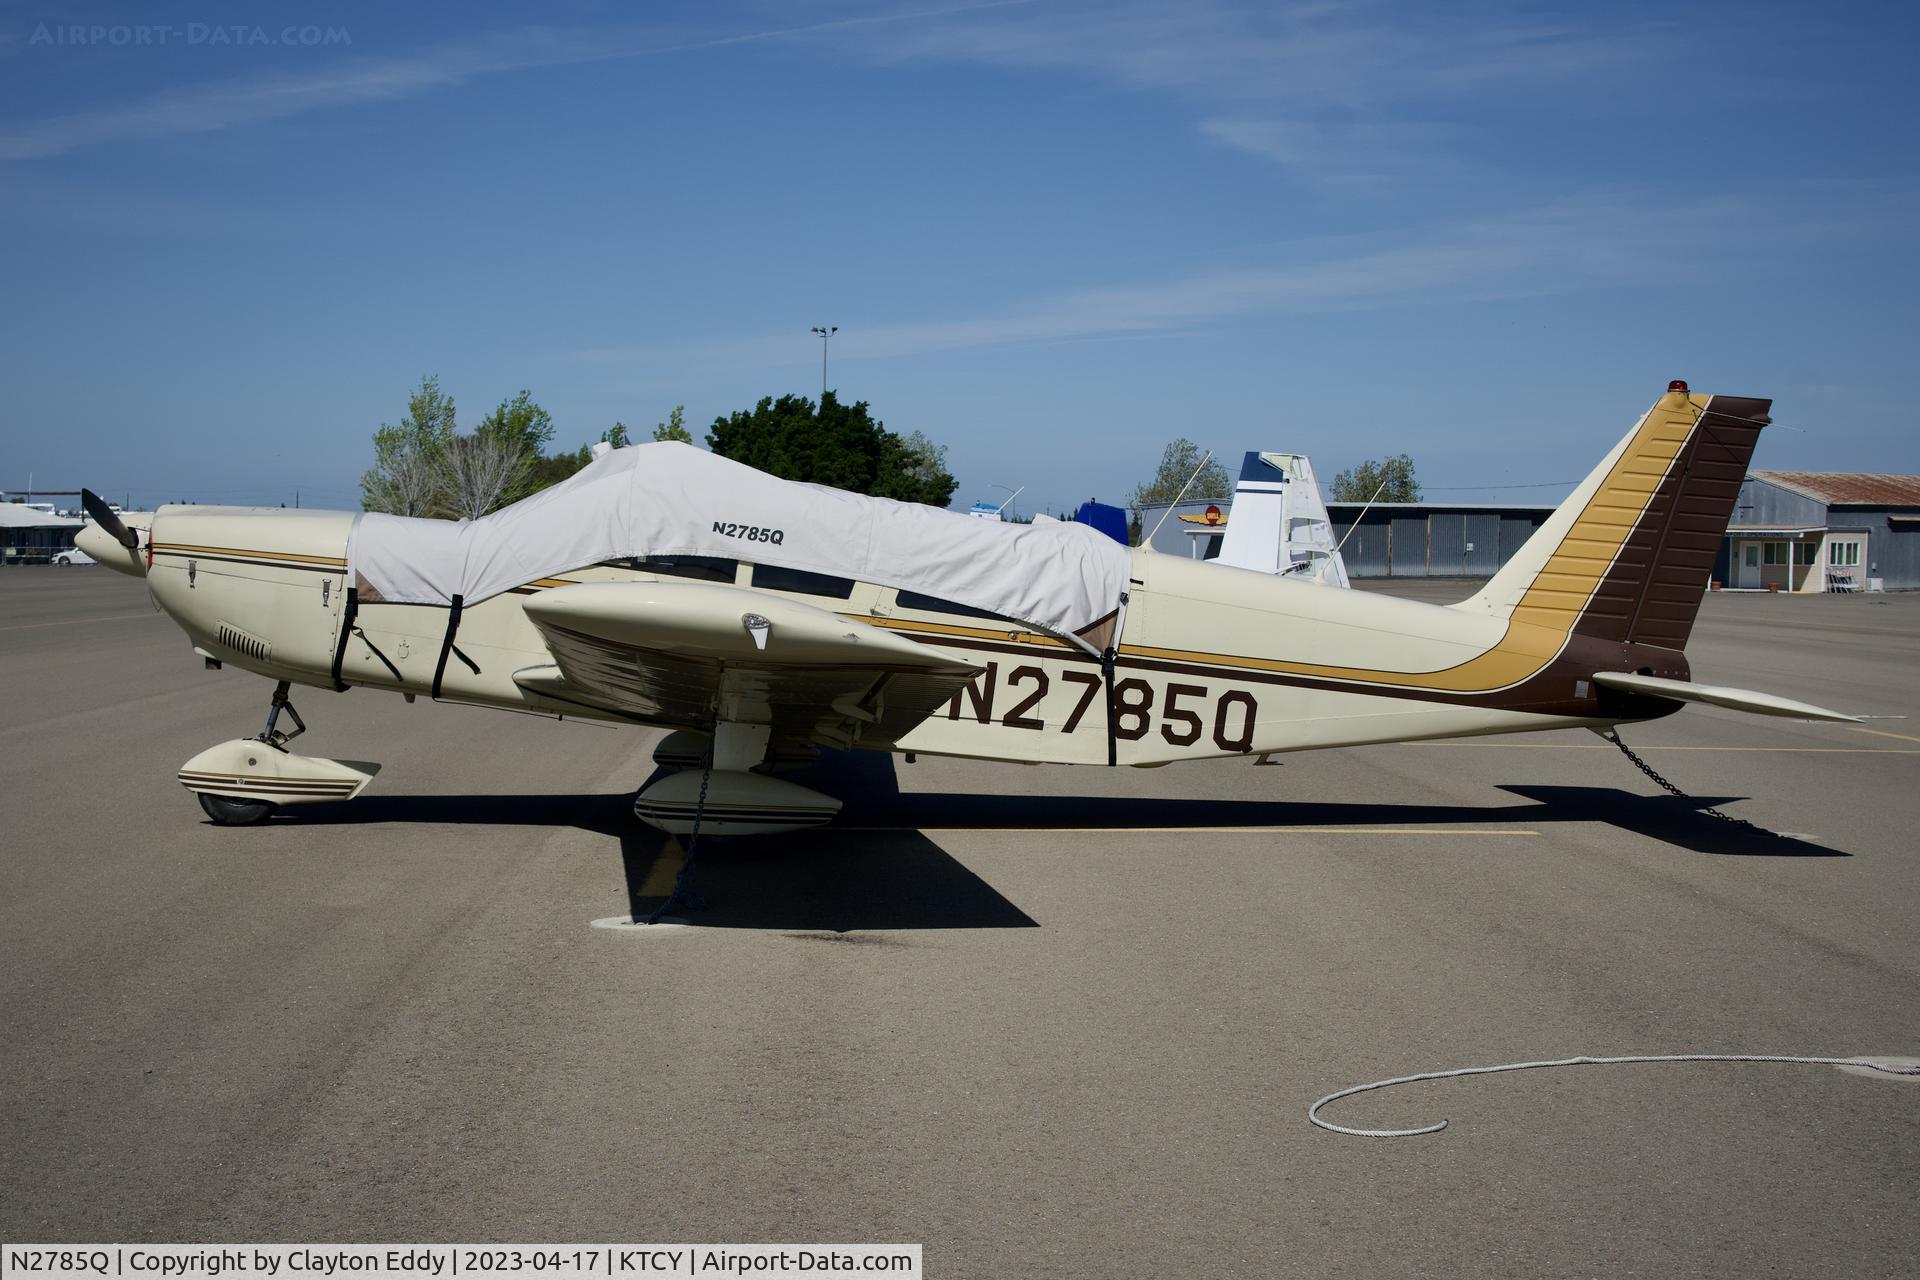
[{"xmin": 81, "ymin": 488, "xmax": 138, "ymax": 549}]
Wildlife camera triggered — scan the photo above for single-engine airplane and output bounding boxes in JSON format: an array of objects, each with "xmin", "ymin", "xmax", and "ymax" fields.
[{"xmin": 79, "ymin": 381, "xmax": 1853, "ymax": 835}]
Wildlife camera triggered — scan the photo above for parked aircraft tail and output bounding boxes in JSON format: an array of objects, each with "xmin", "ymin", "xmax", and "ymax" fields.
[
  {"xmin": 1214, "ymin": 452, "xmax": 1351, "ymax": 586},
  {"xmin": 1457, "ymin": 382, "xmax": 1769, "ymax": 655}
]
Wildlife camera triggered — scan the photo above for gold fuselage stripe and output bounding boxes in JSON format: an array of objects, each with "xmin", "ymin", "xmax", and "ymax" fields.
[{"xmin": 153, "ymin": 542, "xmax": 347, "ymax": 567}]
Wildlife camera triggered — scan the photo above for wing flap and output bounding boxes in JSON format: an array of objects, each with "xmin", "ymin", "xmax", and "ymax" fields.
[{"xmin": 1593, "ymin": 671, "xmax": 1858, "ymax": 723}]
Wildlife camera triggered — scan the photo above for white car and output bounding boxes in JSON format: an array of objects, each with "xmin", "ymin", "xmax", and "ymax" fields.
[{"xmin": 53, "ymin": 546, "xmax": 96, "ymax": 566}]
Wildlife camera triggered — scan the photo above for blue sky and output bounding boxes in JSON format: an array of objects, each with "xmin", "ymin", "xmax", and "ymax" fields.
[{"xmin": 3, "ymin": 1, "xmax": 1915, "ymax": 514}]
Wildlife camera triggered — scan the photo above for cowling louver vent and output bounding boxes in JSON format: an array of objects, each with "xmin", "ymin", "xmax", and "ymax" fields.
[{"xmin": 217, "ymin": 622, "xmax": 271, "ymax": 663}]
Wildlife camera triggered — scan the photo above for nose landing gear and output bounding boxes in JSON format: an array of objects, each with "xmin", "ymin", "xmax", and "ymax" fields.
[
  {"xmin": 179, "ymin": 680, "xmax": 382, "ymax": 826},
  {"xmin": 258, "ymin": 680, "xmax": 306, "ymax": 748}
]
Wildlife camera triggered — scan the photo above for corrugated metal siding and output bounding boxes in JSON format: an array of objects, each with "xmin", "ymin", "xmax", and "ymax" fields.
[
  {"xmin": 1499, "ymin": 516, "xmax": 1538, "ymax": 567},
  {"xmin": 1428, "ymin": 514, "xmax": 1465, "ymax": 575},
  {"xmin": 1338, "ymin": 518, "xmax": 1391, "ymax": 577},
  {"xmin": 1464, "ymin": 514, "xmax": 1502, "ymax": 575},
  {"xmin": 1389, "ymin": 517, "xmax": 1429, "ymax": 576},
  {"xmin": 1142, "ymin": 499, "xmax": 1555, "ymax": 577},
  {"xmin": 1141, "ymin": 478, "xmax": 1914, "ymax": 585},
  {"xmin": 1844, "ymin": 511, "xmax": 1920, "ymax": 589},
  {"xmin": 1733, "ymin": 478, "xmax": 1827, "ymax": 529}
]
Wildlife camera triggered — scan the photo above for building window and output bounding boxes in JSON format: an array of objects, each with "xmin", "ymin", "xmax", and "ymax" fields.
[
  {"xmin": 1828, "ymin": 541, "xmax": 1860, "ymax": 567},
  {"xmin": 1763, "ymin": 542, "xmax": 1787, "ymax": 565},
  {"xmin": 1794, "ymin": 542, "xmax": 1819, "ymax": 566}
]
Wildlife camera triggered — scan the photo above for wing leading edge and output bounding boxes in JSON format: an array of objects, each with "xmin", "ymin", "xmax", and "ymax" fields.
[{"xmin": 515, "ymin": 581, "xmax": 982, "ymax": 748}]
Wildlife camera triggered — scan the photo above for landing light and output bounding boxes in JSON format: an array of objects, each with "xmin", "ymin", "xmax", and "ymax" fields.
[{"xmin": 741, "ymin": 612, "xmax": 771, "ymax": 651}]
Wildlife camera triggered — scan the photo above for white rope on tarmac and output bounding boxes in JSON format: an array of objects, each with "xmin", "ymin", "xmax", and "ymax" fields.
[{"xmin": 1309, "ymin": 1053, "xmax": 1920, "ymax": 1138}]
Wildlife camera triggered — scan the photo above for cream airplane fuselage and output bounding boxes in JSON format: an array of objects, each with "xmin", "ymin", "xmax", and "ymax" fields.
[{"xmin": 105, "ymin": 508, "xmax": 1627, "ymax": 767}]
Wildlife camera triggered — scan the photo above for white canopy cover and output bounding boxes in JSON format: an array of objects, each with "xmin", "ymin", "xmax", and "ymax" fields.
[{"xmin": 348, "ymin": 442, "xmax": 1132, "ymax": 646}]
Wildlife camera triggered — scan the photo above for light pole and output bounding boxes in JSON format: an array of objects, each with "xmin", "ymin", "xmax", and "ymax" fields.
[
  {"xmin": 810, "ymin": 325, "xmax": 837, "ymax": 404},
  {"xmin": 991, "ymin": 483, "xmax": 1025, "ymax": 522}
]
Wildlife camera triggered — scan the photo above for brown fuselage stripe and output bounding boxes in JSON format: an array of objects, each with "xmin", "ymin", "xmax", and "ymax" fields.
[
  {"xmin": 154, "ymin": 543, "xmax": 345, "ymax": 566},
  {"xmin": 152, "ymin": 548, "xmax": 340, "ymax": 576}
]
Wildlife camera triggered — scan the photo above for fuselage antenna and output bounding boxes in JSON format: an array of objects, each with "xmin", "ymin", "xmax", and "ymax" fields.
[
  {"xmin": 1144, "ymin": 451, "xmax": 1215, "ymax": 546},
  {"xmin": 1329, "ymin": 476, "xmax": 1390, "ymax": 560}
]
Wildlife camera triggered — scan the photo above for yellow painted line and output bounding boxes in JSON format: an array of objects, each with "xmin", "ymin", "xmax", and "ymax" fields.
[
  {"xmin": 0, "ymin": 611, "xmax": 159, "ymax": 633},
  {"xmin": 1853, "ymin": 725, "xmax": 1920, "ymax": 745},
  {"xmin": 635, "ymin": 837, "xmax": 684, "ymax": 896},
  {"xmin": 1400, "ymin": 743, "xmax": 1917, "ymax": 754},
  {"xmin": 843, "ymin": 826, "xmax": 1540, "ymax": 836}
]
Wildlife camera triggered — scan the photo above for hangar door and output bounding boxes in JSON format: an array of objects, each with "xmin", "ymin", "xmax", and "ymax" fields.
[
  {"xmin": 1464, "ymin": 514, "xmax": 1501, "ymax": 575},
  {"xmin": 1429, "ymin": 515, "xmax": 1464, "ymax": 575},
  {"xmin": 1420, "ymin": 514, "xmax": 1505, "ymax": 576},
  {"xmin": 1335, "ymin": 519, "xmax": 1389, "ymax": 577},
  {"xmin": 1390, "ymin": 516, "xmax": 1429, "ymax": 576},
  {"xmin": 1500, "ymin": 516, "xmax": 1539, "ymax": 565}
]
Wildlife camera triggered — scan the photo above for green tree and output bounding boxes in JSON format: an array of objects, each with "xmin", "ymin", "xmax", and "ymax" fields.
[
  {"xmin": 443, "ymin": 431, "xmax": 531, "ymax": 520},
  {"xmin": 651, "ymin": 407, "xmax": 692, "ymax": 444},
  {"xmin": 707, "ymin": 393, "xmax": 956, "ymax": 506},
  {"xmin": 361, "ymin": 374, "xmax": 456, "ymax": 515},
  {"xmin": 873, "ymin": 428, "xmax": 958, "ymax": 507},
  {"xmin": 468, "ymin": 390, "xmax": 554, "ymax": 508},
  {"xmin": 475, "ymin": 389, "xmax": 554, "ymax": 456},
  {"xmin": 1129, "ymin": 438, "xmax": 1232, "ymax": 511},
  {"xmin": 1330, "ymin": 453, "xmax": 1420, "ymax": 503},
  {"xmin": 524, "ymin": 443, "xmax": 592, "ymax": 494},
  {"xmin": 364, "ymin": 379, "xmax": 637, "ymax": 517}
]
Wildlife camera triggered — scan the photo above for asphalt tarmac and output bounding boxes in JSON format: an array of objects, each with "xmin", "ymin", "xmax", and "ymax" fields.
[{"xmin": 3, "ymin": 569, "xmax": 1916, "ymax": 1276}]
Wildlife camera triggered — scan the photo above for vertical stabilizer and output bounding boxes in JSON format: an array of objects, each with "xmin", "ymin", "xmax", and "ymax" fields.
[
  {"xmin": 1216, "ymin": 452, "xmax": 1351, "ymax": 587},
  {"xmin": 1457, "ymin": 383, "xmax": 1769, "ymax": 652}
]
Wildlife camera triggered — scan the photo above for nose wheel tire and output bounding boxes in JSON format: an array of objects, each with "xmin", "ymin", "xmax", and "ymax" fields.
[{"xmin": 198, "ymin": 793, "xmax": 276, "ymax": 826}]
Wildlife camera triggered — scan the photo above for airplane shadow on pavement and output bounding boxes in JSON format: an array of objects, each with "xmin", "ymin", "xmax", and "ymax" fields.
[
  {"xmin": 618, "ymin": 748, "xmax": 1039, "ymax": 930},
  {"xmin": 274, "ymin": 749, "xmax": 1846, "ymax": 930},
  {"xmin": 806, "ymin": 750, "xmax": 1847, "ymax": 859}
]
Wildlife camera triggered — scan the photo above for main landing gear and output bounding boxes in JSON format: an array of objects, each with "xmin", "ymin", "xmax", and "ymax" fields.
[
  {"xmin": 178, "ymin": 680, "xmax": 381, "ymax": 825},
  {"xmin": 635, "ymin": 724, "xmax": 840, "ymax": 836}
]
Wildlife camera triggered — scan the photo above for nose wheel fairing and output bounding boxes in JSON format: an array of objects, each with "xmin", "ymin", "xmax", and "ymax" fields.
[
  {"xmin": 178, "ymin": 738, "xmax": 382, "ymax": 810},
  {"xmin": 179, "ymin": 681, "xmax": 380, "ymax": 821}
]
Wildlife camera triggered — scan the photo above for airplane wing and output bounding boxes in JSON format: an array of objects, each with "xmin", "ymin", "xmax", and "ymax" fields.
[{"xmin": 514, "ymin": 581, "xmax": 982, "ymax": 749}]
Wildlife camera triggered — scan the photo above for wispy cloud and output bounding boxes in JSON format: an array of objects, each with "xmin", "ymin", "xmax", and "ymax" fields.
[
  {"xmin": 577, "ymin": 190, "xmax": 1782, "ymax": 370},
  {"xmin": 0, "ymin": 3, "xmax": 1035, "ymax": 162},
  {"xmin": 1197, "ymin": 114, "xmax": 1464, "ymax": 188},
  {"xmin": 838, "ymin": 1, "xmax": 1662, "ymax": 104},
  {"xmin": 814, "ymin": 1, "xmax": 1668, "ymax": 187}
]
